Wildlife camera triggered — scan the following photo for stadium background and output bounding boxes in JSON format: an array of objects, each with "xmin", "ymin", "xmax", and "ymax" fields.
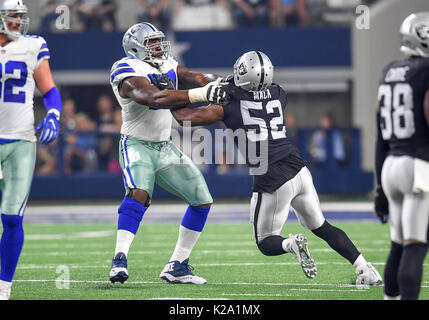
[{"xmin": 22, "ymin": 0, "xmax": 428, "ymax": 201}]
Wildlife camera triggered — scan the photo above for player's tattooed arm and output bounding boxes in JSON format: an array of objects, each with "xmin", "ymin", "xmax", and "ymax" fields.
[
  {"xmin": 177, "ymin": 65, "xmax": 220, "ymax": 89},
  {"xmin": 171, "ymin": 104, "xmax": 224, "ymax": 126},
  {"xmin": 119, "ymin": 76, "xmax": 191, "ymax": 109}
]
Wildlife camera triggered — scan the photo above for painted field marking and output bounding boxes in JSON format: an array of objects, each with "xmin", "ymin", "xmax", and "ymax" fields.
[
  {"xmin": 19, "ymin": 247, "xmax": 390, "ymax": 257},
  {"xmin": 26, "ymin": 231, "xmax": 115, "ymax": 240},
  {"xmin": 16, "ymin": 261, "xmax": 399, "ymax": 270}
]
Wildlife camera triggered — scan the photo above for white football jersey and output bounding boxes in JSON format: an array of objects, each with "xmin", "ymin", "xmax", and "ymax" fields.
[
  {"xmin": 110, "ymin": 56, "xmax": 178, "ymax": 142},
  {"xmin": 0, "ymin": 35, "xmax": 50, "ymax": 142}
]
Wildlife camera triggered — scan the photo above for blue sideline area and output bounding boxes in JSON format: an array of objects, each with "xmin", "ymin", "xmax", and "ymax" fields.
[{"xmin": 42, "ymin": 27, "xmax": 351, "ymax": 70}]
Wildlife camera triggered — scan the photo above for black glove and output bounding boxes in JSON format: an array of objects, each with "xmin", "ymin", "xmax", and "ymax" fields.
[
  {"xmin": 207, "ymin": 83, "xmax": 230, "ymax": 105},
  {"xmin": 150, "ymin": 73, "xmax": 176, "ymax": 90},
  {"xmin": 374, "ymin": 186, "xmax": 389, "ymax": 224}
]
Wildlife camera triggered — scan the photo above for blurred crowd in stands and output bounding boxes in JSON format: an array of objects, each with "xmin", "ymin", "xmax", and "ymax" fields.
[
  {"xmin": 34, "ymin": 93, "xmax": 350, "ymax": 177},
  {"xmin": 38, "ymin": 0, "xmax": 381, "ymax": 33},
  {"xmin": 35, "ymin": 94, "xmax": 123, "ymax": 176}
]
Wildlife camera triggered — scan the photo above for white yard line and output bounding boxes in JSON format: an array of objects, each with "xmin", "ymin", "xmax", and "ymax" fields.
[
  {"xmin": 221, "ymin": 293, "xmax": 292, "ymax": 297},
  {"xmin": 26, "ymin": 231, "xmax": 115, "ymax": 240},
  {"xmin": 19, "ymin": 248, "xmax": 390, "ymax": 257},
  {"xmin": 17, "ymin": 261, "xmax": 399, "ymax": 270}
]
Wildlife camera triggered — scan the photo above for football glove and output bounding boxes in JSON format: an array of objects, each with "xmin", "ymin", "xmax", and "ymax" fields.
[
  {"xmin": 35, "ymin": 111, "xmax": 59, "ymax": 144},
  {"xmin": 149, "ymin": 73, "xmax": 176, "ymax": 90},
  {"xmin": 374, "ymin": 185, "xmax": 389, "ymax": 224},
  {"xmin": 220, "ymin": 74, "xmax": 234, "ymax": 84},
  {"xmin": 207, "ymin": 83, "xmax": 230, "ymax": 105}
]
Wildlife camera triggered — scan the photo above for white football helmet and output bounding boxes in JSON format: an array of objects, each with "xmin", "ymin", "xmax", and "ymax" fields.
[
  {"xmin": 0, "ymin": 0, "xmax": 29, "ymax": 40},
  {"xmin": 400, "ymin": 12, "xmax": 429, "ymax": 58},
  {"xmin": 233, "ymin": 51, "xmax": 274, "ymax": 92},
  {"xmin": 122, "ymin": 22, "xmax": 170, "ymax": 67}
]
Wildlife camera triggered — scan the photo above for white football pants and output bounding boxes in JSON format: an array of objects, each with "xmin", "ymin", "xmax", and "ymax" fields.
[
  {"xmin": 382, "ymin": 155, "xmax": 429, "ymax": 244},
  {"xmin": 250, "ymin": 166, "xmax": 325, "ymax": 242}
]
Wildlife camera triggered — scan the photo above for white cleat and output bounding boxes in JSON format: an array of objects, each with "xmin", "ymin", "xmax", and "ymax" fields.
[
  {"xmin": 109, "ymin": 252, "xmax": 129, "ymax": 284},
  {"xmin": 289, "ymin": 233, "xmax": 318, "ymax": 279},
  {"xmin": 160, "ymin": 258, "xmax": 207, "ymax": 284},
  {"xmin": 0, "ymin": 280, "xmax": 11, "ymax": 300},
  {"xmin": 356, "ymin": 263, "xmax": 383, "ymax": 286}
]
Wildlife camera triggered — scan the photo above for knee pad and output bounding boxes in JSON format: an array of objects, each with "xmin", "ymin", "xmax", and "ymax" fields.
[
  {"xmin": 118, "ymin": 196, "xmax": 147, "ymax": 234},
  {"xmin": 257, "ymin": 235, "xmax": 285, "ymax": 256},
  {"xmin": 1, "ymin": 214, "xmax": 23, "ymax": 234}
]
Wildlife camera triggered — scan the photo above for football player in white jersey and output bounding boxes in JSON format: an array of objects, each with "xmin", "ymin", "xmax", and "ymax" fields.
[
  {"xmin": 109, "ymin": 22, "xmax": 228, "ymax": 284},
  {"xmin": 0, "ymin": 0, "xmax": 62, "ymax": 300}
]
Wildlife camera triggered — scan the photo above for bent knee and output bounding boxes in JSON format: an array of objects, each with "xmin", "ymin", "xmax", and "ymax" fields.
[
  {"xmin": 126, "ymin": 188, "xmax": 151, "ymax": 207},
  {"xmin": 257, "ymin": 235, "xmax": 285, "ymax": 256}
]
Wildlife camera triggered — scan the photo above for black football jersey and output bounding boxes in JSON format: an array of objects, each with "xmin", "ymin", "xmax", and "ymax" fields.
[
  {"xmin": 378, "ymin": 57, "xmax": 429, "ymax": 161},
  {"xmin": 222, "ymin": 81, "xmax": 305, "ymax": 192}
]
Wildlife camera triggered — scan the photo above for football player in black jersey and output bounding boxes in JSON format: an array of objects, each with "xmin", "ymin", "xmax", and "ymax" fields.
[
  {"xmin": 375, "ymin": 12, "xmax": 429, "ymax": 300},
  {"xmin": 159, "ymin": 51, "xmax": 382, "ymax": 285}
]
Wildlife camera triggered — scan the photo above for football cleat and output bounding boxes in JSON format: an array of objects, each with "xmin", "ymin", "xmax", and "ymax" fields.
[
  {"xmin": 289, "ymin": 233, "xmax": 318, "ymax": 279},
  {"xmin": 109, "ymin": 252, "xmax": 129, "ymax": 284},
  {"xmin": 355, "ymin": 263, "xmax": 383, "ymax": 286},
  {"xmin": 160, "ymin": 258, "xmax": 207, "ymax": 284},
  {"xmin": 0, "ymin": 280, "xmax": 11, "ymax": 300}
]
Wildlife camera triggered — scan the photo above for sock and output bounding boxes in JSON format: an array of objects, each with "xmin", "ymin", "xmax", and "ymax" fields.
[
  {"xmin": 282, "ymin": 237, "xmax": 295, "ymax": 253},
  {"xmin": 384, "ymin": 294, "xmax": 401, "ymax": 300},
  {"xmin": 114, "ymin": 230, "xmax": 135, "ymax": 257},
  {"xmin": 169, "ymin": 225, "xmax": 202, "ymax": 263},
  {"xmin": 352, "ymin": 254, "xmax": 368, "ymax": 269},
  {"xmin": 311, "ymin": 220, "xmax": 361, "ymax": 264},
  {"xmin": 180, "ymin": 205, "xmax": 210, "ymax": 232},
  {"xmin": 398, "ymin": 242, "xmax": 428, "ymax": 300},
  {"xmin": 0, "ymin": 214, "xmax": 24, "ymax": 282},
  {"xmin": 115, "ymin": 196, "xmax": 147, "ymax": 257},
  {"xmin": 384, "ymin": 241, "xmax": 403, "ymax": 297},
  {"xmin": 168, "ymin": 206, "xmax": 210, "ymax": 263}
]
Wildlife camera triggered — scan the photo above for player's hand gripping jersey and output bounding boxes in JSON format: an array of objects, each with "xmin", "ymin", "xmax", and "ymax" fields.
[{"xmin": 0, "ymin": 35, "xmax": 50, "ymax": 141}]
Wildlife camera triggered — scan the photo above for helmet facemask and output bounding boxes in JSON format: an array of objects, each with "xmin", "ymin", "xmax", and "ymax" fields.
[{"xmin": 128, "ymin": 32, "xmax": 170, "ymax": 67}]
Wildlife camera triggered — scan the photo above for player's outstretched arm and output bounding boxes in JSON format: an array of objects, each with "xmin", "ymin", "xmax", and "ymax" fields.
[
  {"xmin": 120, "ymin": 76, "xmax": 191, "ymax": 108},
  {"xmin": 120, "ymin": 75, "xmax": 229, "ymax": 108},
  {"xmin": 177, "ymin": 65, "xmax": 220, "ymax": 89},
  {"xmin": 34, "ymin": 60, "xmax": 62, "ymax": 144},
  {"xmin": 171, "ymin": 104, "xmax": 225, "ymax": 126}
]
